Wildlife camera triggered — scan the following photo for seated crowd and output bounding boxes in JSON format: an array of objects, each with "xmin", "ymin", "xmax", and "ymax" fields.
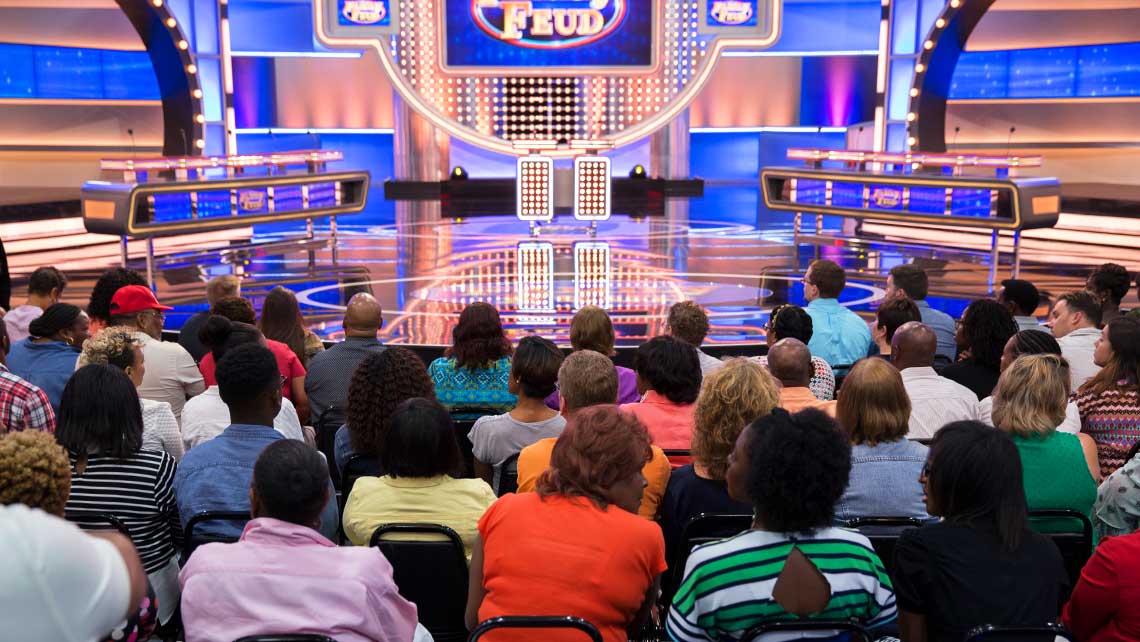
[{"xmin": 0, "ymin": 261, "xmax": 1140, "ymax": 642}]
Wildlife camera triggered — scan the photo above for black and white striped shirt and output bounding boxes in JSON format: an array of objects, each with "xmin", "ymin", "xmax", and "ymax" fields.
[{"xmin": 67, "ymin": 449, "xmax": 183, "ymax": 573}]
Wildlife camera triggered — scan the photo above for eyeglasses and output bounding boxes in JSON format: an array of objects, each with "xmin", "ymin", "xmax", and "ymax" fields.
[{"xmin": 141, "ymin": 310, "xmax": 166, "ymax": 321}]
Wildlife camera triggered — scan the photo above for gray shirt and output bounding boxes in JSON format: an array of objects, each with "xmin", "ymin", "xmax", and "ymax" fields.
[
  {"xmin": 304, "ymin": 336, "xmax": 385, "ymax": 427},
  {"xmin": 469, "ymin": 412, "xmax": 566, "ymax": 468}
]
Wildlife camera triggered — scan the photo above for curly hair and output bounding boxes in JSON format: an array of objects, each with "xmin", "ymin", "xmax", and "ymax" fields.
[
  {"xmin": 445, "ymin": 302, "xmax": 513, "ymax": 370},
  {"xmin": 693, "ymin": 358, "xmax": 779, "ymax": 479},
  {"xmin": 959, "ymin": 299, "xmax": 1018, "ymax": 370},
  {"xmin": 86, "ymin": 267, "xmax": 147, "ymax": 323},
  {"xmin": 211, "ymin": 296, "xmax": 257, "ymax": 324},
  {"xmin": 259, "ymin": 286, "xmax": 307, "ymax": 366},
  {"xmin": 745, "ymin": 408, "xmax": 851, "ymax": 533},
  {"xmin": 668, "ymin": 301, "xmax": 710, "ymax": 346},
  {"xmin": 0, "ymin": 430, "xmax": 71, "ymax": 516},
  {"xmin": 346, "ymin": 347, "xmax": 436, "ymax": 457},
  {"xmin": 80, "ymin": 326, "xmax": 139, "ymax": 371},
  {"xmin": 633, "ymin": 335, "xmax": 701, "ymax": 404},
  {"xmin": 569, "ymin": 306, "xmax": 616, "ymax": 355},
  {"xmin": 767, "ymin": 304, "xmax": 813, "ymax": 344},
  {"xmin": 1088, "ymin": 263, "xmax": 1133, "ymax": 307},
  {"xmin": 537, "ymin": 404, "xmax": 652, "ymax": 509}
]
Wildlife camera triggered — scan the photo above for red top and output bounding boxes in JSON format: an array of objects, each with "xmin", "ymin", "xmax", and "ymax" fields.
[
  {"xmin": 198, "ymin": 339, "xmax": 305, "ymax": 400},
  {"xmin": 620, "ymin": 391, "xmax": 695, "ymax": 451},
  {"xmin": 1063, "ymin": 531, "xmax": 1140, "ymax": 642}
]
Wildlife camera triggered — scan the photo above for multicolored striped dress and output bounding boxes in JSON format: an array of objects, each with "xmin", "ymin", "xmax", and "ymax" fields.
[{"xmin": 1075, "ymin": 385, "xmax": 1140, "ymax": 477}]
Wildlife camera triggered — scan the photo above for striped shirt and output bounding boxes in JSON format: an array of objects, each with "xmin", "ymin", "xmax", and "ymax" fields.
[
  {"xmin": 667, "ymin": 528, "xmax": 896, "ymax": 642},
  {"xmin": 66, "ymin": 449, "xmax": 182, "ymax": 573}
]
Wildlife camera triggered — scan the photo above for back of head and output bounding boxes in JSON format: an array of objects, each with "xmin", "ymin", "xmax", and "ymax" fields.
[
  {"xmin": 216, "ymin": 343, "xmax": 280, "ymax": 408},
  {"xmin": 260, "ymin": 286, "xmax": 306, "ymax": 361},
  {"xmin": 809, "ymin": 259, "xmax": 847, "ymax": 299},
  {"xmin": 1085, "ymin": 316, "xmax": 1140, "ymax": 394},
  {"xmin": 211, "ymin": 296, "xmax": 257, "ymax": 325},
  {"xmin": 56, "ymin": 364, "xmax": 143, "ymax": 459},
  {"xmin": 766, "ymin": 338, "xmax": 813, "ymax": 388},
  {"xmin": 80, "ymin": 326, "xmax": 139, "ymax": 371},
  {"xmin": 1010, "ymin": 329, "xmax": 1061, "ymax": 357},
  {"xmin": 891, "ymin": 321, "xmax": 937, "ymax": 369},
  {"xmin": 512, "ymin": 335, "xmax": 563, "ymax": 399},
  {"xmin": 928, "ymin": 421, "xmax": 1028, "ymax": 550},
  {"xmin": 745, "ymin": 408, "xmax": 851, "ymax": 532},
  {"xmin": 87, "ymin": 267, "xmax": 147, "ymax": 322},
  {"xmin": 1088, "ymin": 263, "xmax": 1132, "ymax": 307},
  {"xmin": 569, "ymin": 305, "xmax": 616, "ymax": 355},
  {"xmin": 0, "ymin": 430, "xmax": 71, "ymax": 516},
  {"xmin": 668, "ymin": 301, "xmax": 710, "ymax": 347},
  {"xmin": 28, "ymin": 303, "xmax": 82, "ymax": 339},
  {"xmin": 447, "ymin": 301, "xmax": 512, "ymax": 370},
  {"xmin": 1057, "ymin": 291, "xmax": 1103, "ymax": 329},
  {"xmin": 537, "ymin": 404, "xmax": 652, "ymax": 508},
  {"xmin": 992, "ymin": 354, "xmax": 1069, "ymax": 437},
  {"xmin": 28, "ymin": 266, "xmax": 67, "ymax": 298},
  {"xmin": 768, "ymin": 304, "xmax": 813, "ymax": 344},
  {"xmin": 252, "ymin": 440, "xmax": 329, "ymax": 526},
  {"xmin": 346, "ymin": 347, "xmax": 435, "ymax": 456},
  {"xmin": 999, "ymin": 279, "xmax": 1040, "ymax": 316},
  {"xmin": 960, "ymin": 299, "xmax": 1018, "ymax": 369},
  {"xmin": 205, "ymin": 275, "xmax": 241, "ymax": 306},
  {"xmin": 343, "ymin": 292, "xmax": 383, "ymax": 336},
  {"xmin": 380, "ymin": 397, "xmax": 462, "ymax": 478},
  {"xmin": 558, "ymin": 349, "xmax": 619, "ymax": 411},
  {"xmin": 837, "ymin": 358, "xmax": 910, "ymax": 445},
  {"xmin": 634, "ymin": 335, "xmax": 701, "ymax": 404},
  {"xmin": 198, "ymin": 315, "xmax": 263, "ymax": 362},
  {"xmin": 693, "ymin": 358, "xmax": 780, "ymax": 479},
  {"xmin": 875, "ymin": 296, "xmax": 922, "ymax": 343},
  {"xmin": 889, "ymin": 264, "xmax": 929, "ymax": 300}
]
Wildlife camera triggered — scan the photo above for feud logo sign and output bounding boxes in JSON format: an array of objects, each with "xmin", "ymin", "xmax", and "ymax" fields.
[{"xmin": 472, "ymin": 0, "xmax": 628, "ymax": 48}]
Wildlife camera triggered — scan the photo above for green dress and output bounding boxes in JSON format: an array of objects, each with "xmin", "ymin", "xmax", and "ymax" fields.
[{"xmin": 1012, "ymin": 432, "xmax": 1097, "ymax": 539}]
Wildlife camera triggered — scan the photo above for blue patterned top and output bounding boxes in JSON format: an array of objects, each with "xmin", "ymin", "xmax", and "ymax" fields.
[{"xmin": 428, "ymin": 356, "xmax": 517, "ymax": 416}]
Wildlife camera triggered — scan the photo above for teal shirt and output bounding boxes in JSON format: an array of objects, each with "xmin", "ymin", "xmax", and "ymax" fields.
[
  {"xmin": 805, "ymin": 298, "xmax": 872, "ymax": 368},
  {"xmin": 428, "ymin": 356, "xmax": 516, "ymax": 416},
  {"xmin": 1012, "ymin": 432, "xmax": 1097, "ymax": 539}
]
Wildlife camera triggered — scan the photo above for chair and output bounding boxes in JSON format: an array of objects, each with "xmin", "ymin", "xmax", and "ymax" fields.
[
  {"xmin": 831, "ymin": 364, "xmax": 855, "ymax": 390},
  {"xmin": 469, "ymin": 616, "xmax": 603, "ymax": 642},
  {"xmin": 312, "ymin": 408, "xmax": 344, "ymax": 489},
  {"xmin": 233, "ymin": 636, "xmax": 338, "ymax": 642},
  {"xmin": 495, "ymin": 452, "xmax": 520, "ymax": 496},
  {"xmin": 662, "ymin": 448, "xmax": 693, "ymax": 469},
  {"xmin": 340, "ymin": 453, "xmax": 381, "ymax": 509},
  {"xmin": 182, "ymin": 510, "xmax": 249, "ymax": 563},
  {"xmin": 371, "ymin": 523, "xmax": 469, "ymax": 642},
  {"xmin": 961, "ymin": 623, "xmax": 1075, "ymax": 642},
  {"xmin": 842, "ymin": 516, "xmax": 927, "ymax": 579},
  {"xmin": 742, "ymin": 619, "xmax": 872, "ymax": 642},
  {"xmin": 65, "ymin": 510, "xmax": 130, "ymax": 537},
  {"xmin": 1028, "ymin": 509, "xmax": 1093, "ymax": 595},
  {"xmin": 452, "ymin": 407, "xmax": 501, "ymax": 478},
  {"xmin": 661, "ymin": 513, "xmax": 752, "ymax": 608}
]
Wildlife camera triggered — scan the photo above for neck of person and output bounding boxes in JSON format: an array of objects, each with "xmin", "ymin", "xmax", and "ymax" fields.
[
  {"xmin": 780, "ymin": 378, "xmax": 810, "ymax": 389},
  {"xmin": 229, "ymin": 405, "xmax": 275, "ymax": 428},
  {"xmin": 34, "ymin": 333, "xmax": 66, "ymax": 344},
  {"xmin": 26, "ymin": 293, "xmax": 53, "ymax": 310},
  {"xmin": 343, "ymin": 329, "xmax": 379, "ymax": 340},
  {"xmin": 875, "ymin": 338, "xmax": 891, "ymax": 356},
  {"xmin": 511, "ymin": 394, "xmax": 556, "ymax": 421}
]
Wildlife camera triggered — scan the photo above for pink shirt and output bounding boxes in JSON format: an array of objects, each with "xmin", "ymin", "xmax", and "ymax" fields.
[
  {"xmin": 621, "ymin": 390, "xmax": 696, "ymax": 450},
  {"xmin": 179, "ymin": 517, "xmax": 418, "ymax": 642}
]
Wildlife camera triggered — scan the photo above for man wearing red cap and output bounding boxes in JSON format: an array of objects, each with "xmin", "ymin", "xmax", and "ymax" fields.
[{"xmin": 109, "ymin": 285, "xmax": 205, "ymax": 421}]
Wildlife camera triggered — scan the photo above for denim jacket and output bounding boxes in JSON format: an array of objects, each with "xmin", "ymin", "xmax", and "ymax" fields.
[{"xmin": 835, "ymin": 438, "xmax": 932, "ymax": 523}]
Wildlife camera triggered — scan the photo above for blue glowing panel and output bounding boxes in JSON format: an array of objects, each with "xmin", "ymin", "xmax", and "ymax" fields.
[
  {"xmin": 0, "ymin": 44, "xmax": 35, "ymax": 97},
  {"xmin": 831, "ymin": 182, "xmax": 863, "ymax": 208},
  {"xmin": 1078, "ymin": 43, "xmax": 1140, "ymax": 97},
  {"xmin": 795, "ymin": 179, "xmax": 827, "ymax": 206},
  {"xmin": 274, "ymin": 186, "xmax": 304, "ymax": 212},
  {"xmin": 1009, "ymin": 47, "xmax": 1076, "ymax": 98},
  {"xmin": 949, "ymin": 50, "xmax": 1009, "ymax": 99},
  {"xmin": 952, "ymin": 42, "xmax": 1140, "ymax": 100},
  {"xmin": 950, "ymin": 188, "xmax": 992, "ymax": 218},
  {"xmin": 907, "ymin": 186, "xmax": 946, "ymax": 215},
  {"xmin": 35, "ymin": 47, "xmax": 102, "ymax": 98},
  {"xmin": 152, "ymin": 194, "xmax": 194, "ymax": 223},
  {"xmin": 197, "ymin": 191, "xmax": 233, "ymax": 219},
  {"xmin": 307, "ymin": 182, "xmax": 337, "ymax": 209},
  {"xmin": 0, "ymin": 43, "xmax": 158, "ymax": 100},
  {"xmin": 101, "ymin": 50, "xmax": 160, "ymax": 100}
]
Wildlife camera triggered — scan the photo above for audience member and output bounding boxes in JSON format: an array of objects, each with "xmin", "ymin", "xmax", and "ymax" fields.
[
  {"xmin": 803, "ymin": 259, "xmax": 872, "ymax": 367},
  {"xmin": 470, "ymin": 335, "xmax": 565, "ymax": 487},
  {"xmin": 622, "ymin": 335, "xmax": 701, "ymax": 450},
  {"xmin": 894, "ymin": 421, "xmax": 1069, "ymax": 642},
  {"xmin": 835, "ymin": 358, "xmax": 930, "ymax": 522},
  {"xmin": 767, "ymin": 338, "xmax": 836, "ymax": 417},
  {"xmin": 467, "ymin": 405, "xmax": 665, "ymax": 642},
  {"xmin": 178, "ymin": 275, "xmax": 240, "ymax": 362},
  {"xmin": 108, "ymin": 285, "xmax": 204, "ymax": 420},
  {"xmin": 175, "ymin": 344, "xmax": 337, "ymax": 540},
  {"xmin": 976, "ymin": 329, "xmax": 1082, "ymax": 433},
  {"xmin": 892, "ymin": 322, "xmax": 977, "ymax": 439},
  {"xmin": 544, "ymin": 305, "xmax": 640, "ymax": 407},
  {"xmin": 0, "ymin": 320, "xmax": 55, "ymax": 432},
  {"xmin": 0, "ymin": 429, "xmax": 70, "ymax": 515},
  {"xmin": 1048, "ymin": 290, "xmax": 1105, "ymax": 390},
  {"xmin": 941, "ymin": 299, "xmax": 1018, "ymax": 400},
  {"xmin": 1077, "ymin": 316, "xmax": 1140, "ymax": 478},
  {"xmin": 667, "ymin": 409, "xmax": 896, "ymax": 642},
  {"xmin": 6, "ymin": 303, "xmax": 87, "ymax": 412},
  {"xmin": 180, "ymin": 440, "xmax": 420, "ymax": 642},
  {"xmin": 887, "ymin": 264, "xmax": 956, "ymax": 361},
  {"xmin": 667, "ymin": 300, "xmax": 723, "ymax": 375},
  {"xmin": 873, "ymin": 296, "xmax": 921, "ymax": 361},
  {"xmin": 756, "ymin": 304, "xmax": 836, "ymax": 400},
  {"xmin": 260, "ymin": 285, "xmax": 324, "ymax": 367},
  {"xmin": 518, "ymin": 350, "xmax": 671, "ymax": 520},
  {"xmin": 305, "ymin": 292, "xmax": 386, "ymax": 427},
  {"xmin": 85, "ymin": 267, "xmax": 148, "ymax": 333},
  {"xmin": 1063, "ymin": 529, "xmax": 1140, "ymax": 641},
  {"xmin": 997, "ymin": 278, "xmax": 1042, "ymax": 331},
  {"xmin": 181, "ymin": 316, "xmax": 304, "ymax": 449},
  {"xmin": 4, "ymin": 266, "xmax": 66, "ymax": 342},
  {"xmin": 429, "ymin": 301, "xmax": 516, "ymax": 415},
  {"xmin": 57, "ymin": 364, "xmax": 182, "ymax": 625},
  {"xmin": 660, "ymin": 358, "xmax": 777, "ymax": 560},
  {"xmin": 334, "ymin": 347, "xmax": 436, "ymax": 472},
  {"xmin": 1088, "ymin": 263, "xmax": 1133, "ymax": 326},
  {"xmin": 81, "ymin": 327, "xmax": 184, "ymax": 460},
  {"xmin": 344, "ymin": 397, "xmax": 496, "ymax": 555}
]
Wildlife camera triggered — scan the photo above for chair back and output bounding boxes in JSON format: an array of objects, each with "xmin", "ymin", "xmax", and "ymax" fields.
[
  {"xmin": 962, "ymin": 623, "xmax": 1076, "ymax": 642},
  {"xmin": 340, "ymin": 453, "xmax": 381, "ymax": 507},
  {"xmin": 233, "ymin": 636, "xmax": 338, "ymax": 642},
  {"xmin": 662, "ymin": 448, "xmax": 693, "ymax": 469},
  {"xmin": 661, "ymin": 513, "xmax": 752, "ymax": 607},
  {"xmin": 842, "ymin": 516, "xmax": 927, "ymax": 579},
  {"xmin": 452, "ymin": 408, "xmax": 501, "ymax": 478},
  {"xmin": 469, "ymin": 616, "xmax": 603, "ymax": 642},
  {"xmin": 742, "ymin": 619, "xmax": 872, "ymax": 642},
  {"xmin": 65, "ymin": 510, "xmax": 131, "ymax": 537},
  {"xmin": 312, "ymin": 407, "xmax": 344, "ymax": 489},
  {"xmin": 1028, "ymin": 509, "xmax": 1093, "ymax": 596},
  {"xmin": 182, "ymin": 510, "xmax": 249, "ymax": 563},
  {"xmin": 495, "ymin": 453, "xmax": 520, "ymax": 496},
  {"xmin": 371, "ymin": 523, "xmax": 469, "ymax": 642}
]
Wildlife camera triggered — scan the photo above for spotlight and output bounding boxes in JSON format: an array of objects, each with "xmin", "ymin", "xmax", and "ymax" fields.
[
  {"xmin": 450, "ymin": 166, "xmax": 468, "ymax": 180},
  {"xmin": 629, "ymin": 164, "xmax": 647, "ymax": 179}
]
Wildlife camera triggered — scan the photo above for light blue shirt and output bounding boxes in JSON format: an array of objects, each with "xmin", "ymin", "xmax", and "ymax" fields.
[
  {"xmin": 805, "ymin": 298, "xmax": 872, "ymax": 368},
  {"xmin": 835, "ymin": 439, "xmax": 933, "ymax": 524},
  {"xmin": 914, "ymin": 300, "xmax": 957, "ymax": 361},
  {"xmin": 5, "ymin": 338, "xmax": 80, "ymax": 414}
]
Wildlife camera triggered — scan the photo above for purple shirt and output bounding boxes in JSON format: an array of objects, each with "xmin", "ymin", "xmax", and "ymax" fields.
[
  {"xmin": 3, "ymin": 305, "xmax": 43, "ymax": 343},
  {"xmin": 545, "ymin": 363, "xmax": 641, "ymax": 409},
  {"xmin": 179, "ymin": 517, "xmax": 418, "ymax": 642}
]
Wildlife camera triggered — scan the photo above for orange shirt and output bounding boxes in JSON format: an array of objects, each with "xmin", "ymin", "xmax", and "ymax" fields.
[
  {"xmin": 778, "ymin": 387, "xmax": 837, "ymax": 418},
  {"xmin": 477, "ymin": 492, "xmax": 667, "ymax": 642},
  {"xmin": 620, "ymin": 391, "xmax": 695, "ymax": 450},
  {"xmin": 516, "ymin": 438, "xmax": 671, "ymax": 520}
]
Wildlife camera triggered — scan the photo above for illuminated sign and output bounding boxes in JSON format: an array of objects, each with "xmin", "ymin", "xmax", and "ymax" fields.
[
  {"xmin": 238, "ymin": 189, "xmax": 267, "ymax": 212},
  {"xmin": 870, "ymin": 186, "xmax": 903, "ymax": 209},
  {"xmin": 709, "ymin": 1, "xmax": 755, "ymax": 26},
  {"xmin": 472, "ymin": 0, "xmax": 627, "ymax": 48},
  {"xmin": 339, "ymin": 0, "xmax": 389, "ymax": 26}
]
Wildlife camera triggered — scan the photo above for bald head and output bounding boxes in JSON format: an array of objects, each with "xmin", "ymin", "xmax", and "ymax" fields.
[
  {"xmin": 343, "ymin": 293, "xmax": 383, "ymax": 338},
  {"xmin": 891, "ymin": 321, "xmax": 937, "ymax": 370},
  {"xmin": 767, "ymin": 338, "xmax": 813, "ymax": 388}
]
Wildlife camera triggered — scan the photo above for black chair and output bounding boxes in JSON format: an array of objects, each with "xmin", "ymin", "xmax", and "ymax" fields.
[
  {"xmin": 371, "ymin": 523, "xmax": 469, "ymax": 642},
  {"xmin": 65, "ymin": 510, "xmax": 131, "ymax": 537},
  {"xmin": 831, "ymin": 364, "xmax": 855, "ymax": 390},
  {"xmin": 339, "ymin": 453, "xmax": 381, "ymax": 509},
  {"xmin": 452, "ymin": 407, "xmax": 501, "ymax": 478},
  {"xmin": 182, "ymin": 510, "xmax": 249, "ymax": 563},
  {"xmin": 842, "ymin": 516, "xmax": 927, "ymax": 579},
  {"xmin": 662, "ymin": 448, "xmax": 692, "ymax": 466},
  {"xmin": 1028, "ymin": 509, "xmax": 1093, "ymax": 596},
  {"xmin": 495, "ymin": 452, "xmax": 520, "ymax": 496},
  {"xmin": 910, "ymin": 438, "xmax": 933, "ymax": 446},
  {"xmin": 962, "ymin": 623, "xmax": 1075, "ymax": 642},
  {"xmin": 233, "ymin": 636, "xmax": 338, "ymax": 642},
  {"xmin": 469, "ymin": 616, "xmax": 603, "ymax": 642},
  {"xmin": 312, "ymin": 408, "xmax": 344, "ymax": 489},
  {"xmin": 742, "ymin": 619, "xmax": 872, "ymax": 642},
  {"xmin": 661, "ymin": 513, "xmax": 752, "ymax": 608}
]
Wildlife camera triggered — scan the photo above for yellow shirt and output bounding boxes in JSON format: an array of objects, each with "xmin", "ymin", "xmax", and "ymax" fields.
[{"xmin": 342, "ymin": 475, "xmax": 497, "ymax": 557}]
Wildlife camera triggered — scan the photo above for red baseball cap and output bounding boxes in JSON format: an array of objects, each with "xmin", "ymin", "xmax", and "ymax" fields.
[{"xmin": 110, "ymin": 285, "xmax": 173, "ymax": 315}]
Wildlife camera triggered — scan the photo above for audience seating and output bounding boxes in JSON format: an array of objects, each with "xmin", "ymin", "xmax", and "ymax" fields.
[
  {"xmin": 312, "ymin": 409, "xmax": 343, "ymax": 489},
  {"xmin": 182, "ymin": 510, "xmax": 249, "ymax": 562},
  {"xmin": 468, "ymin": 616, "xmax": 603, "ymax": 642},
  {"xmin": 339, "ymin": 453, "xmax": 380, "ymax": 510},
  {"xmin": 370, "ymin": 523, "xmax": 469, "ymax": 642},
  {"xmin": 232, "ymin": 636, "xmax": 338, "ymax": 642},
  {"xmin": 962, "ymin": 623, "xmax": 1075, "ymax": 642},
  {"xmin": 64, "ymin": 510, "xmax": 130, "ymax": 537},
  {"xmin": 452, "ymin": 408, "xmax": 501, "ymax": 479},
  {"xmin": 661, "ymin": 513, "xmax": 752, "ymax": 607},
  {"xmin": 495, "ymin": 453, "xmax": 520, "ymax": 496},
  {"xmin": 1027, "ymin": 509, "xmax": 1093, "ymax": 595},
  {"xmin": 842, "ymin": 516, "xmax": 927, "ymax": 579},
  {"xmin": 742, "ymin": 619, "xmax": 873, "ymax": 642}
]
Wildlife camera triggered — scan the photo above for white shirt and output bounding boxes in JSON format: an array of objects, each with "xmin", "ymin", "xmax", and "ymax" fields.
[
  {"xmin": 696, "ymin": 349, "xmax": 724, "ymax": 376},
  {"xmin": 181, "ymin": 385, "xmax": 304, "ymax": 449},
  {"xmin": 141, "ymin": 398, "xmax": 185, "ymax": 461},
  {"xmin": 134, "ymin": 332, "xmax": 205, "ymax": 422},
  {"xmin": 976, "ymin": 396, "xmax": 1082, "ymax": 434},
  {"xmin": 1057, "ymin": 327, "xmax": 1103, "ymax": 391},
  {"xmin": 901, "ymin": 366, "xmax": 978, "ymax": 439},
  {"xmin": 0, "ymin": 504, "xmax": 131, "ymax": 642}
]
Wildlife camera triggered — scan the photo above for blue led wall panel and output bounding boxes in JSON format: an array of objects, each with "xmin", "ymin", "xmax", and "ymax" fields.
[
  {"xmin": 951, "ymin": 42, "xmax": 1140, "ymax": 100},
  {"xmin": 800, "ymin": 56, "xmax": 877, "ymax": 126},
  {"xmin": 0, "ymin": 43, "xmax": 159, "ymax": 100}
]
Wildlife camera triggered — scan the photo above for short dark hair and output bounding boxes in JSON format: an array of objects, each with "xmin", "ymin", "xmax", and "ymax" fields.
[
  {"xmin": 511, "ymin": 335, "xmax": 563, "ymax": 399},
  {"xmin": 380, "ymin": 398, "xmax": 462, "ymax": 478},
  {"xmin": 27, "ymin": 267, "xmax": 67, "ymax": 297},
  {"xmin": 253, "ymin": 440, "xmax": 329, "ymax": 526},
  {"xmin": 768, "ymin": 304, "xmax": 813, "ymax": 343},
  {"xmin": 446, "ymin": 302, "xmax": 513, "ymax": 370},
  {"xmin": 1008, "ymin": 329, "xmax": 1061, "ymax": 357},
  {"xmin": 216, "ymin": 344, "xmax": 280, "ymax": 407},
  {"xmin": 198, "ymin": 315, "xmax": 263, "ymax": 362},
  {"xmin": 633, "ymin": 335, "xmax": 701, "ymax": 404},
  {"xmin": 87, "ymin": 268, "xmax": 147, "ymax": 323},
  {"xmin": 1057, "ymin": 291, "xmax": 1103, "ymax": 328},
  {"xmin": 668, "ymin": 301, "xmax": 710, "ymax": 346},
  {"xmin": 1000, "ymin": 279, "xmax": 1040, "ymax": 316},
  {"xmin": 960, "ymin": 299, "xmax": 1018, "ymax": 370},
  {"xmin": 745, "ymin": 408, "xmax": 851, "ymax": 532},
  {"xmin": 56, "ymin": 365, "xmax": 143, "ymax": 459},
  {"xmin": 928, "ymin": 421, "xmax": 1029, "ymax": 551},
  {"xmin": 889, "ymin": 264, "xmax": 929, "ymax": 300},
  {"xmin": 211, "ymin": 296, "xmax": 257, "ymax": 325},
  {"xmin": 1088, "ymin": 263, "xmax": 1132, "ymax": 306},
  {"xmin": 875, "ymin": 296, "xmax": 921, "ymax": 342},
  {"xmin": 808, "ymin": 260, "xmax": 847, "ymax": 299},
  {"xmin": 28, "ymin": 304, "xmax": 83, "ymax": 339}
]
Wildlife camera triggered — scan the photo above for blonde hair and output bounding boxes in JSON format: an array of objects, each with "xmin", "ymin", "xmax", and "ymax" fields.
[
  {"xmin": 206, "ymin": 274, "xmax": 242, "ymax": 305},
  {"xmin": 78, "ymin": 326, "xmax": 140, "ymax": 370},
  {"xmin": 0, "ymin": 430, "xmax": 71, "ymax": 516},
  {"xmin": 692, "ymin": 358, "xmax": 780, "ymax": 478},
  {"xmin": 992, "ymin": 353, "xmax": 1070, "ymax": 437},
  {"xmin": 836, "ymin": 358, "xmax": 911, "ymax": 445},
  {"xmin": 569, "ymin": 306, "xmax": 616, "ymax": 356}
]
